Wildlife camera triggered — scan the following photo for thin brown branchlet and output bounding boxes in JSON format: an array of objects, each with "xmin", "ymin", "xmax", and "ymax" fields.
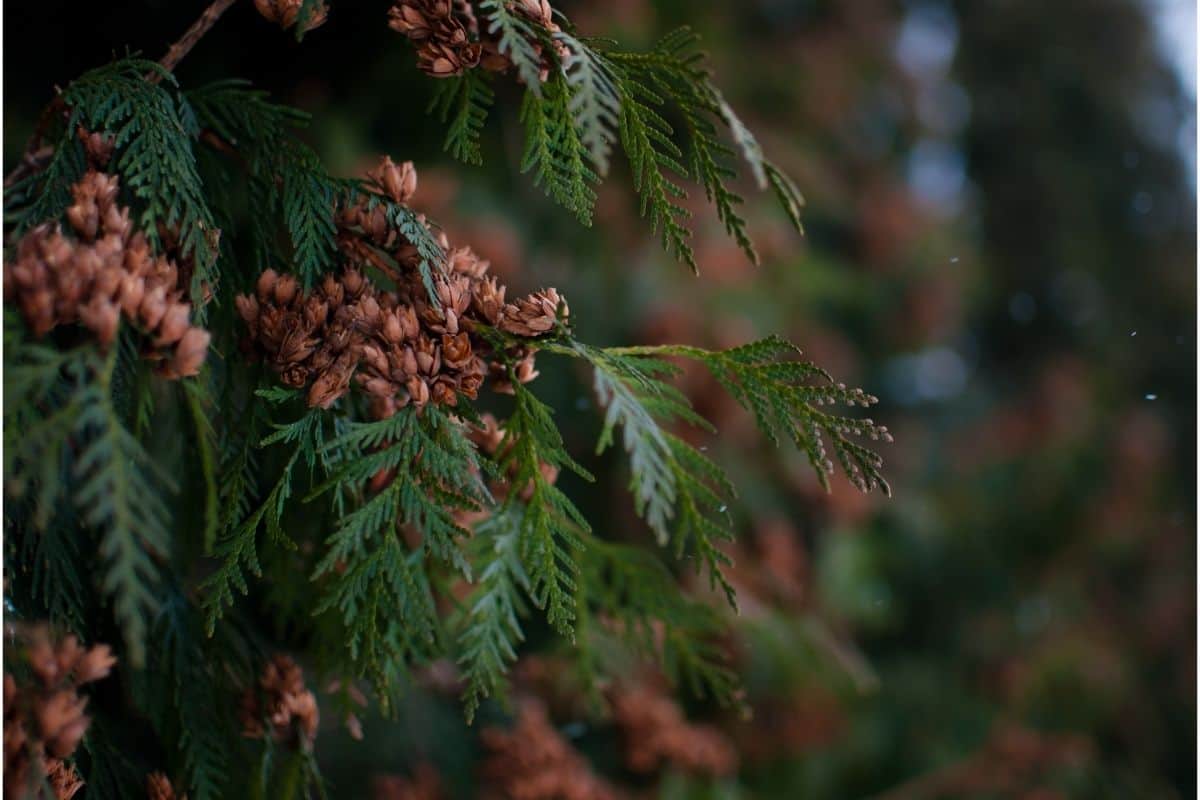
[
  {"xmin": 3, "ymin": 625, "xmax": 117, "ymax": 800},
  {"xmin": 4, "ymin": 168, "xmax": 211, "ymax": 378}
]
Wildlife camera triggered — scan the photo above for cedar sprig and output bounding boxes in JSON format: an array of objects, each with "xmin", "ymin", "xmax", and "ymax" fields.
[{"xmin": 554, "ymin": 340, "xmax": 739, "ymax": 606}]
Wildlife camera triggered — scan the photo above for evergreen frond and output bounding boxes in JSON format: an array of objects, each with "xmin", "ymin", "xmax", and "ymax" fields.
[
  {"xmin": 499, "ymin": 380, "xmax": 595, "ymax": 637},
  {"xmin": 519, "ymin": 74, "xmax": 598, "ymax": 225},
  {"xmin": 189, "ymin": 81, "xmax": 338, "ymax": 285},
  {"xmin": 383, "ymin": 200, "xmax": 449, "ymax": 303},
  {"xmin": 307, "ymin": 406, "xmax": 489, "ymax": 691},
  {"xmin": 764, "ymin": 158, "xmax": 805, "ymax": 234},
  {"xmin": 556, "ymin": 33, "xmax": 622, "ymax": 176},
  {"xmin": 6, "ymin": 134, "xmax": 87, "ymax": 235},
  {"xmin": 457, "ymin": 507, "xmax": 528, "ymax": 723},
  {"xmin": 282, "ymin": 155, "xmax": 338, "ymax": 287},
  {"xmin": 556, "ymin": 341, "xmax": 737, "ymax": 605},
  {"xmin": 293, "ymin": 0, "xmax": 325, "ymax": 41},
  {"xmin": 611, "ymin": 336, "xmax": 891, "ymax": 495},
  {"xmin": 183, "ymin": 376, "xmax": 221, "ymax": 553},
  {"xmin": 61, "ymin": 58, "xmax": 218, "ymax": 312},
  {"xmin": 715, "ymin": 91, "xmax": 767, "ymax": 189},
  {"xmin": 479, "ymin": 0, "xmax": 548, "ymax": 94},
  {"xmin": 580, "ymin": 538, "xmax": 741, "ymax": 708},
  {"xmin": 146, "ymin": 591, "xmax": 233, "ymax": 800},
  {"xmin": 313, "ymin": 536, "xmax": 439, "ymax": 701},
  {"xmin": 441, "ymin": 20, "xmax": 807, "ymax": 267},
  {"xmin": 429, "ymin": 71, "xmax": 494, "ymax": 166},
  {"xmin": 614, "ymin": 75, "xmax": 695, "ymax": 268},
  {"xmin": 611, "ymin": 28, "xmax": 757, "ymax": 264},
  {"xmin": 202, "ymin": 403, "xmax": 325, "ymax": 633},
  {"xmin": 73, "ymin": 346, "xmax": 176, "ymax": 668}
]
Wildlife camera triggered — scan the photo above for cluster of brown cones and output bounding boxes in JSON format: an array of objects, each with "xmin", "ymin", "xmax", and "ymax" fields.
[
  {"xmin": 388, "ymin": 0, "xmax": 565, "ymax": 80},
  {"xmin": 4, "ymin": 625, "xmax": 117, "ymax": 800},
  {"xmin": 4, "ymin": 169, "xmax": 210, "ymax": 378},
  {"xmin": 608, "ymin": 683, "xmax": 738, "ymax": 778},
  {"xmin": 237, "ymin": 156, "xmax": 566, "ymax": 416},
  {"xmin": 239, "ymin": 655, "xmax": 319, "ymax": 750},
  {"xmin": 479, "ymin": 699, "xmax": 620, "ymax": 800}
]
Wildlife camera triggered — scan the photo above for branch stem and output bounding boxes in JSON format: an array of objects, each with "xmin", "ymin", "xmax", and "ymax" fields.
[{"xmin": 156, "ymin": 0, "xmax": 241, "ymax": 79}]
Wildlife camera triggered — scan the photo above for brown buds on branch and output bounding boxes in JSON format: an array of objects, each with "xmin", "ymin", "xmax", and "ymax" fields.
[
  {"xmin": 4, "ymin": 169, "xmax": 211, "ymax": 378},
  {"xmin": 238, "ymin": 155, "xmax": 567, "ymax": 416},
  {"xmin": 4, "ymin": 625, "xmax": 116, "ymax": 800}
]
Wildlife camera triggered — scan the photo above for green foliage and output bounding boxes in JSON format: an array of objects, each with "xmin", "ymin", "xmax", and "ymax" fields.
[
  {"xmin": 5, "ymin": 131, "xmax": 87, "ymax": 236},
  {"xmin": 202, "ymin": 398, "xmax": 327, "ymax": 632},
  {"xmin": 580, "ymin": 538, "xmax": 741, "ymax": 708},
  {"xmin": 293, "ymin": 0, "xmax": 325, "ymax": 41},
  {"xmin": 633, "ymin": 28, "xmax": 758, "ymax": 262},
  {"xmin": 74, "ymin": 345, "xmax": 176, "ymax": 668},
  {"xmin": 519, "ymin": 73, "xmax": 599, "ymax": 225},
  {"xmin": 1, "ymin": 23, "xmax": 896, "ymax": 796},
  {"xmin": 479, "ymin": 0, "xmax": 549, "ymax": 94},
  {"xmin": 429, "ymin": 71, "xmax": 494, "ymax": 166},
  {"xmin": 61, "ymin": 58, "xmax": 218, "ymax": 309},
  {"xmin": 188, "ymin": 80, "xmax": 336, "ymax": 286},
  {"xmin": 557, "ymin": 32, "xmax": 622, "ymax": 176},
  {"xmin": 558, "ymin": 341, "xmax": 738, "ymax": 604},
  {"xmin": 306, "ymin": 406, "xmax": 489, "ymax": 694},
  {"xmin": 183, "ymin": 376, "xmax": 221, "ymax": 552},
  {"xmin": 500, "ymin": 379, "xmax": 595, "ymax": 637},
  {"xmin": 456, "ymin": 506, "xmax": 528, "ymax": 722},
  {"xmin": 764, "ymin": 159, "xmax": 805, "ymax": 234},
  {"xmin": 142, "ymin": 591, "xmax": 234, "ymax": 800},
  {"xmin": 613, "ymin": 73, "xmax": 696, "ymax": 266},
  {"xmin": 383, "ymin": 198, "xmax": 449, "ymax": 302},
  {"xmin": 281, "ymin": 152, "xmax": 339, "ymax": 287},
  {"xmin": 611, "ymin": 336, "xmax": 892, "ymax": 495},
  {"xmin": 422, "ymin": 21, "xmax": 804, "ymax": 271}
]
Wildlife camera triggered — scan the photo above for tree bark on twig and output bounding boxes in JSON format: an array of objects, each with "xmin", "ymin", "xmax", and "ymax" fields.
[{"xmin": 156, "ymin": 0, "xmax": 241, "ymax": 78}]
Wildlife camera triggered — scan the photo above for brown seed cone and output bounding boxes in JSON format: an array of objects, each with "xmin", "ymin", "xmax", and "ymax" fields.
[
  {"xmin": 254, "ymin": 0, "xmax": 328, "ymax": 32},
  {"xmin": 499, "ymin": 288, "xmax": 567, "ymax": 337},
  {"xmin": 240, "ymin": 654, "xmax": 319, "ymax": 749},
  {"xmin": 77, "ymin": 127, "xmax": 116, "ymax": 168},
  {"xmin": 146, "ymin": 771, "xmax": 185, "ymax": 800},
  {"xmin": 46, "ymin": 757, "xmax": 85, "ymax": 800},
  {"xmin": 241, "ymin": 155, "xmax": 569, "ymax": 415},
  {"xmin": 368, "ymin": 156, "xmax": 418, "ymax": 205},
  {"xmin": 417, "ymin": 41, "xmax": 481, "ymax": 77},
  {"xmin": 388, "ymin": 0, "xmax": 483, "ymax": 78},
  {"xmin": 4, "ymin": 171, "xmax": 209, "ymax": 375},
  {"xmin": 4, "ymin": 626, "xmax": 116, "ymax": 799}
]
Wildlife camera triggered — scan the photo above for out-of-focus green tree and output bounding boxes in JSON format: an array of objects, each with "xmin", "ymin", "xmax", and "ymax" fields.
[{"xmin": 4, "ymin": 1, "xmax": 1192, "ymax": 797}]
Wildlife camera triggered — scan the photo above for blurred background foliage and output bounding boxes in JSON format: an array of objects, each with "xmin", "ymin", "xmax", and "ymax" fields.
[{"xmin": 5, "ymin": 0, "xmax": 1195, "ymax": 797}]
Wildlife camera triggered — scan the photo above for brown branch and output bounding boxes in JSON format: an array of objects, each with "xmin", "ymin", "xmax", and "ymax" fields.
[{"xmin": 155, "ymin": 0, "xmax": 242, "ymax": 79}]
